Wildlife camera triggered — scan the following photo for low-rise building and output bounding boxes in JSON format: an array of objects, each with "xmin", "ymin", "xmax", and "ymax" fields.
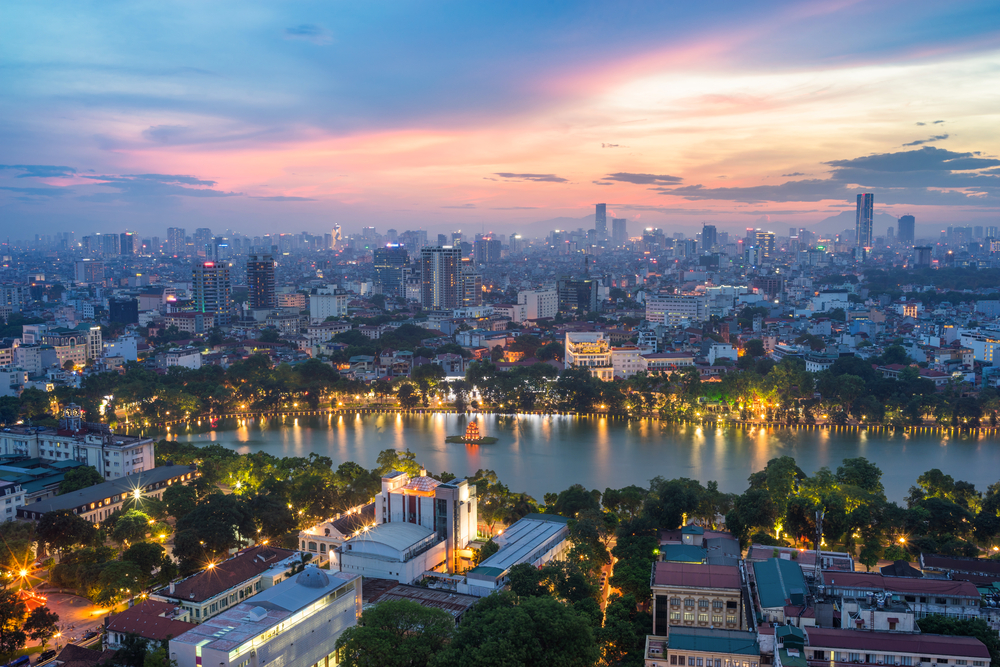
[
  {"xmin": 822, "ymin": 571, "xmax": 981, "ymax": 620},
  {"xmin": 644, "ymin": 628, "xmax": 760, "ymax": 667},
  {"xmin": 651, "ymin": 562, "xmax": 748, "ymax": 635},
  {"xmin": 0, "ymin": 405, "xmax": 156, "ymax": 480},
  {"xmin": 462, "ymin": 514, "xmax": 571, "ymax": 597},
  {"xmin": 752, "ymin": 558, "xmax": 808, "ymax": 624},
  {"xmin": 299, "ymin": 503, "xmax": 375, "ymax": 564},
  {"xmin": 152, "ymin": 545, "xmax": 301, "ymax": 623},
  {"xmin": 170, "ymin": 567, "xmax": 361, "ymax": 667},
  {"xmin": 375, "ymin": 471, "xmax": 477, "ymax": 572},
  {"xmin": 778, "ymin": 626, "xmax": 991, "ymax": 667},
  {"xmin": 17, "ymin": 464, "xmax": 197, "ymax": 524},
  {"xmin": 105, "ymin": 600, "xmax": 195, "ymax": 651},
  {"xmin": 337, "ymin": 521, "xmax": 448, "ymax": 584}
]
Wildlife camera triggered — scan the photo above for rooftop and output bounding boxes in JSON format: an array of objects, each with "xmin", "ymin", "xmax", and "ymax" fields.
[
  {"xmin": 20, "ymin": 464, "xmax": 197, "ymax": 516},
  {"xmin": 155, "ymin": 545, "xmax": 297, "ymax": 603},
  {"xmin": 803, "ymin": 626, "xmax": 989, "ymax": 658},
  {"xmin": 754, "ymin": 558, "xmax": 808, "ymax": 609},
  {"xmin": 172, "ymin": 568, "xmax": 358, "ymax": 654},
  {"xmin": 822, "ymin": 571, "xmax": 980, "ymax": 598},
  {"xmin": 470, "ymin": 514, "xmax": 570, "ymax": 578},
  {"xmin": 652, "ymin": 562, "xmax": 741, "ymax": 590},
  {"xmin": 106, "ymin": 600, "xmax": 195, "ymax": 641},
  {"xmin": 364, "ymin": 580, "xmax": 478, "ymax": 619},
  {"xmin": 670, "ymin": 628, "xmax": 759, "ymax": 655},
  {"xmin": 346, "ymin": 522, "xmax": 435, "ymax": 554}
]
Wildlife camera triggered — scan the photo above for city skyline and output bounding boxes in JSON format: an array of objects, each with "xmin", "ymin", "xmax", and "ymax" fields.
[{"xmin": 1, "ymin": 2, "xmax": 999, "ymax": 237}]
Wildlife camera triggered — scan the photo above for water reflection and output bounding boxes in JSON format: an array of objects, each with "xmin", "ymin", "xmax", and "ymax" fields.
[{"xmin": 167, "ymin": 414, "xmax": 1000, "ymax": 503}]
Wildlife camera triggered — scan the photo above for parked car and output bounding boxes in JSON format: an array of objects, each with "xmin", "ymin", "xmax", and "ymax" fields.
[
  {"xmin": 83, "ymin": 630, "xmax": 99, "ymax": 640},
  {"xmin": 37, "ymin": 649, "xmax": 57, "ymax": 662}
]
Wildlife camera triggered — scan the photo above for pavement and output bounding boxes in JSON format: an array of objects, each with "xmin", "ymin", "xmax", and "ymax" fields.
[{"xmin": 33, "ymin": 593, "xmax": 108, "ymax": 647}]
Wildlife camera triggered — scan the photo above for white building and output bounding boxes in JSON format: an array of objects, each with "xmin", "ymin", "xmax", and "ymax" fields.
[
  {"xmin": 707, "ymin": 343, "xmax": 738, "ymax": 365},
  {"xmin": 153, "ymin": 545, "xmax": 302, "ymax": 623},
  {"xmin": 646, "ymin": 294, "xmax": 709, "ymax": 325},
  {"xmin": 163, "ymin": 347, "xmax": 202, "ymax": 370},
  {"xmin": 960, "ymin": 330, "xmax": 1000, "ymax": 364},
  {"xmin": 338, "ymin": 522, "xmax": 448, "ymax": 584},
  {"xmin": 0, "ymin": 367, "xmax": 28, "ymax": 397},
  {"xmin": 810, "ymin": 291, "xmax": 850, "ymax": 313},
  {"xmin": 2, "ymin": 405, "xmax": 156, "ymax": 480},
  {"xmin": 374, "ymin": 471, "xmax": 477, "ymax": 571},
  {"xmin": 564, "ymin": 332, "xmax": 613, "ymax": 380},
  {"xmin": 611, "ymin": 346, "xmax": 653, "ymax": 379},
  {"xmin": 0, "ymin": 480, "xmax": 26, "ymax": 522},
  {"xmin": 517, "ymin": 288, "xmax": 558, "ymax": 320},
  {"xmin": 103, "ymin": 333, "xmax": 139, "ymax": 363},
  {"xmin": 309, "ymin": 287, "xmax": 349, "ymax": 323},
  {"xmin": 299, "ymin": 504, "xmax": 376, "ymax": 565},
  {"xmin": 462, "ymin": 514, "xmax": 571, "ymax": 597},
  {"xmin": 170, "ymin": 567, "xmax": 361, "ymax": 667}
]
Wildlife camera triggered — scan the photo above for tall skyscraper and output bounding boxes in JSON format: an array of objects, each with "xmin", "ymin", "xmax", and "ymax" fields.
[
  {"xmin": 702, "ymin": 224, "xmax": 717, "ymax": 252},
  {"xmin": 247, "ymin": 253, "xmax": 276, "ymax": 309},
  {"xmin": 856, "ymin": 193, "xmax": 874, "ymax": 248},
  {"xmin": 595, "ymin": 203, "xmax": 607, "ymax": 236},
  {"xmin": 420, "ymin": 246, "xmax": 462, "ymax": 310},
  {"xmin": 509, "ymin": 233, "xmax": 523, "ymax": 254},
  {"xmin": 193, "ymin": 228, "xmax": 213, "ymax": 257},
  {"xmin": 119, "ymin": 232, "xmax": 137, "ymax": 255},
  {"xmin": 192, "ymin": 261, "xmax": 233, "ymax": 327},
  {"xmin": 754, "ymin": 230, "xmax": 775, "ymax": 260},
  {"xmin": 612, "ymin": 218, "xmax": 627, "ymax": 245},
  {"xmin": 898, "ymin": 215, "xmax": 915, "ymax": 243},
  {"xmin": 374, "ymin": 244, "xmax": 409, "ymax": 297},
  {"xmin": 474, "ymin": 237, "xmax": 502, "ymax": 264},
  {"xmin": 461, "ymin": 262, "xmax": 483, "ymax": 307}
]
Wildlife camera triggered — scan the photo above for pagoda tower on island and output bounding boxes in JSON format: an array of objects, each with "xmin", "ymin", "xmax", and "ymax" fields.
[{"xmin": 464, "ymin": 420, "xmax": 481, "ymax": 441}]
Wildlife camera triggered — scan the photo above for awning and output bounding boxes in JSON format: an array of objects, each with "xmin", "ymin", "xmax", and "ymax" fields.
[{"xmin": 887, "ymin": 617, "xmax": 900, "ymax": 623}]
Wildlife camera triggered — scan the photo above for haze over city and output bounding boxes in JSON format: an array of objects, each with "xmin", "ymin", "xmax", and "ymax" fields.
[{"xmin": 2, "ymin": 1, "xmax": 1000, "ymax": 238}]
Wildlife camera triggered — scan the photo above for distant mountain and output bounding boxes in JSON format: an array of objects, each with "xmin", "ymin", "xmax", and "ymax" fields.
[
  {"xmin": 809, "ymin": 210, "xmax": 900, "ymax": 235},
  {"xmin": 526, "ymin": 214, "xmax": 594, "ymax": 230}
]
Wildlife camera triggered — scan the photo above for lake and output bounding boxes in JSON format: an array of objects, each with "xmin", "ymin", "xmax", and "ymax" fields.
[{"xmin": 165, "ymin": 412, "xmax": 1000, "ymax": 503}]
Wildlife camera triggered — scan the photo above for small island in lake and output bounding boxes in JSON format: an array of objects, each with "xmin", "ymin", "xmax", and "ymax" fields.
[{"xmin": 446, "ymin": 420, "xmax": 498, "ymax": 445}]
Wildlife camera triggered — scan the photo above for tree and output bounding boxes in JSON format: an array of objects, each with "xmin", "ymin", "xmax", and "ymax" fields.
[
  {"xmin": 143, "ymin": 647, "xmax": 178, "ymax": 667},
  {"xmin": 96, "ymin": 561, "xmax": 144, "ymax": 605},
  {"xmin": 374, "ymin": 449, "xmax": 421, "ymax": 477},
  {"xmin": 0, "ymin": 588, "xmax": 59, "ymax": 662},
  {"xmin": 59, "ymin": 466, "xmax": 105, "ymax": 495},
  {"xmin": 334, "ymin": 599, "xmax": 453, "ymax": 667},
  {"xmin": 549, "ymin": 484, "xmax": 601, "ymax": 518},
  {"xmin": 37, "ymin": 509, "xmax": 97, "ymax": 551},
  {"xmin": 122, "ymin": 542, "xmax": 171, "ymax": 586},
  {"xmin": 598, "ymin": 594, "xmax": 650, "ymax": 667},
  {"xmin": 173, "ymin": 493, "xmax": 250, "ymax": 571},
  {"xmin": 0, "ymin": 522, "xmax": 35, "ymax": 571},
  {"xmin": 434, "ymin": 592, "xmax": 599, "ymax": 667},
  {"xmin": 836, "ymin": 458, "xmax": 885, "ymax": 497},
  {"xmin": 112, "ymin": 633, "xmax": 150, "ymax": 667},
  {"xmin": 163, "ymin": 484, "xmax": 199, "ymax": 521},
  {"xmin": 395, "ymin": 383, "xmax": 420, "ymax": 409},
  {"xmin": 112, "ymin": 509, "xmax": 152, "ymax": 546},
  {"xmin": 917, "ymin": 615, "xmax": 1000, "ymax": 666},
  {"xmin": 474, "ymin": 539, "xmax": 500, "ymax": 565},
  {"xmin": 744, "ymin": 339, "xmax": 765, "ymax": 358},
  {"xmin": 258, "ymin": 328, "xmax": 281, "ymax": 343}
]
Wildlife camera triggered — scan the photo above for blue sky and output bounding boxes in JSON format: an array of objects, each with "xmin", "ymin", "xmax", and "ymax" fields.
[{"xmin": 1, "ymin": 1, "xmax": 999, "ymax": 238}]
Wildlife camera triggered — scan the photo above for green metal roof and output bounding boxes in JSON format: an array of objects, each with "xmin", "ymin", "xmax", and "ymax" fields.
[
  {"xmin": 661, "ymin": 544, "xmax": 707, "ymax": 563},
  {"xmin": 753, "ymin": 558, "xmax": 807, "ymax": 609},
  {"xmin": 467, "ymin": 566, "xmax": 505, "ymax": 579},
  {"xmin": 682, "ymin": 525, "xmax": 705, "ymax": 535},
  {"xmin": 668, "ymin": 629, "xmax": 759, "ymax": 655},
  {"xmin": 778, "ymin": 649, "xmax": 808, "ymax": 667}
]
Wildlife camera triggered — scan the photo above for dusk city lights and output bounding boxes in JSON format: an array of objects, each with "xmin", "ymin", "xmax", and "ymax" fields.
[{"xmin": 1, "ymin": 2, "xmax": 1000, "ymax": 666}]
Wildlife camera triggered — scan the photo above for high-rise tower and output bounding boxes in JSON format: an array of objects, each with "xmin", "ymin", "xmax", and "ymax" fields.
[
  {"xmin": 247, "ymin": 252, "xmax": 276, "ymax": 309},
  {"xmin": 595, "ymin": 204, "xmax": 607, "ymax": 236},
  {"xmin": 374, "ymin": 244, "xmax": 409, "ymax": 297},
  {"xmin": 898, "ymin": 215, "xmax": 915, "ymax": 244},
  {"xmin": 192, "ymin": 261, "xmax": 232, "ymax": 327},
  {"xmin": 612, "ymin": 218, "xmax": 627, "ymax": 245},
  {"xmin": 856, "ymin": 193, "xmax": 874, "ymax": 248},
  {"xmin": 420, "ymin": 246, "xmax": 462, "ymax": 309},
  {"xmin": 702, "ymin": 224, "xmax": 717, "ymax": 252}
]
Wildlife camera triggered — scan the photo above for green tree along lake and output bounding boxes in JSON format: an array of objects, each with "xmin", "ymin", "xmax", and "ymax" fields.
[{"xmin": 164, "ymin": 413, "xmax": 1000, "ymax": 503}]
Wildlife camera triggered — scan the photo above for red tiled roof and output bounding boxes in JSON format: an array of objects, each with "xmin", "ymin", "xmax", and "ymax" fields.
[
  {"xmin": 156, "ymin": 545, "xmax": 295, "ymax": 603},
  {"xmin": 652, "ymin": 562, "xmax": 741, "ymax": 590},
  {"xmin": 804, "ymin": 627, "xmax": 989, "ymax": 657},
  {"xmin": 107, "ymin": 600, "xmax": 196, "ymax": 641},
  {"xmin": 822, "ymin": 571, "xmax": 979, "ymax": 598},
  {"xmin": 923, "ymin": 553, "xmax": 1000, "ymax": 576},
  {"xmin": 54, "ymin": 644, "xmax": 116, "ymax": 667}
]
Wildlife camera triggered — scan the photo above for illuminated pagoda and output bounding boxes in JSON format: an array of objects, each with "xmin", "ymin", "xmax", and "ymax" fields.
[{"xmin": 464, "ymin": 420, "xmax": 481, "ymax": 441}]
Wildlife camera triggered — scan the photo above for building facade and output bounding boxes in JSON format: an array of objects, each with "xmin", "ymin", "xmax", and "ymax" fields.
[
  {"xmin": 192, "ymin": 261, "xmax": 233, "ymax": 327},
  {"xmin": 247, "ymin": 253, "xmax": 276, "ymax": 309},
  {"xmin": 420, "ymin": 246, "xmax": 462, "ymax": 310}
]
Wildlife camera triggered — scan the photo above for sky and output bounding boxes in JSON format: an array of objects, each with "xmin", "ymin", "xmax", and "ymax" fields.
[{"xmin": 1, "ymin": 0, "xmax": 1000, "ymax": 239}]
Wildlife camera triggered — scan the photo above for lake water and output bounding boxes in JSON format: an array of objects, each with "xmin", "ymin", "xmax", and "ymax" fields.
[{"xmin": 165, "ymin": 413, "xmax": 1000, "ymax": 503}]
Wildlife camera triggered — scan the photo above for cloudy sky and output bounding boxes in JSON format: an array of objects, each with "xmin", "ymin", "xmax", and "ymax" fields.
[{"xmin": 2, "ymin": 0, "xmax": 999, "ymax": 238}]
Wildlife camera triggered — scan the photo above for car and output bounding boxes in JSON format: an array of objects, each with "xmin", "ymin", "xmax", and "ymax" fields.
[
  {"xmin": 83, "ymin": 630, "xmax": 99, "ymax": 640},
  {"xmin": 37, "ymin": 649, "xmax": 57, "ymax": 662}
]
